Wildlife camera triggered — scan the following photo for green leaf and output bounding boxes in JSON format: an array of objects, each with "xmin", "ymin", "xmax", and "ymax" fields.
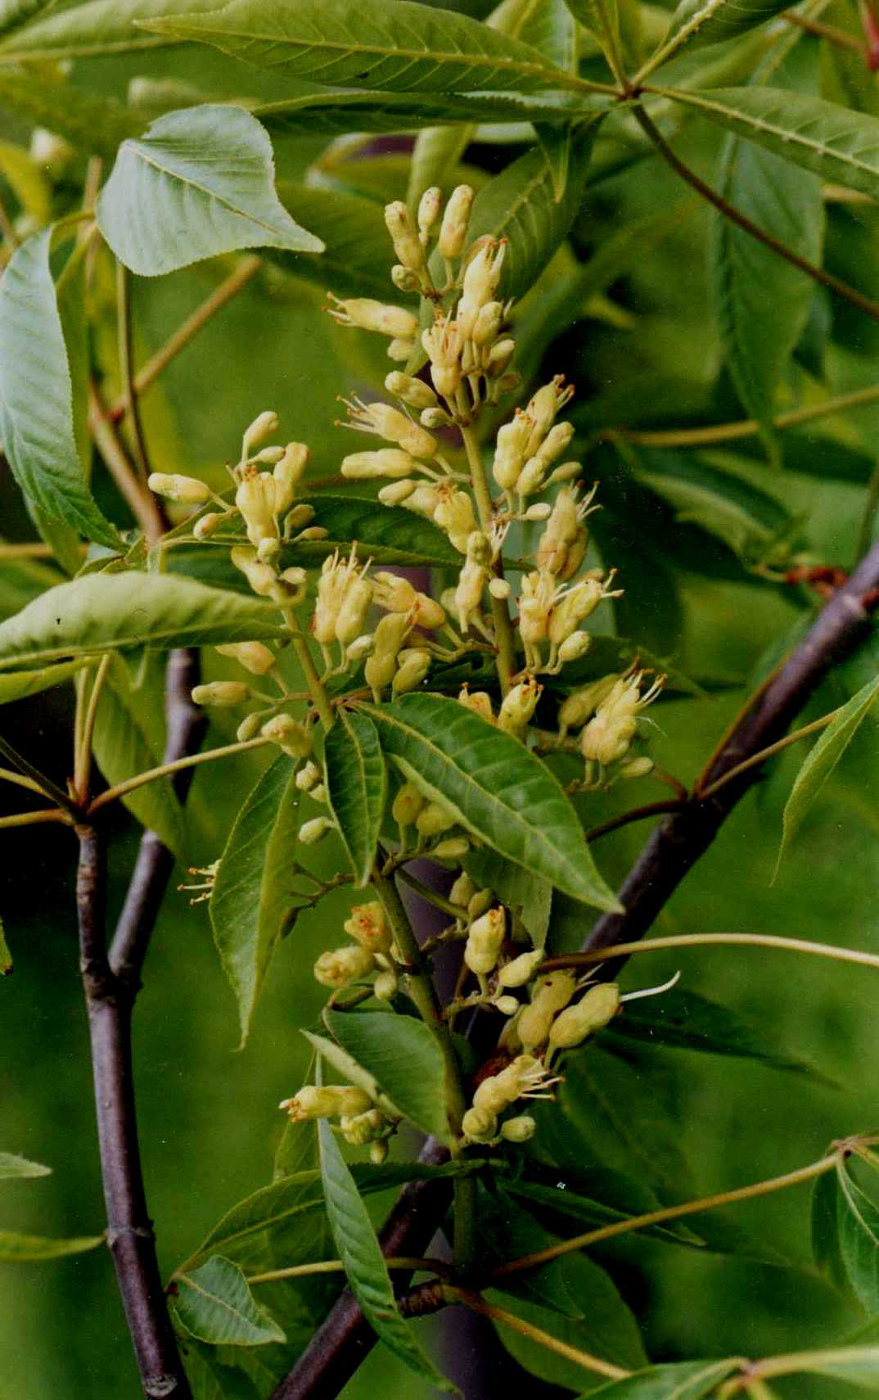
[
  {"xmin": 189, "ymin": 1162, "xmax": 465, "ymax": 1270},
  {"xmin": 661, "ymin": 87, "xmax": 879, "ymax": 201},
  {"xmin": 534, "ymin": 122, "xmax": 573, "ymax": 203},
  {"xmin": 0, "ymin": 657, "xmax": 88, "ymax": 704},
  {"xmin": 778, "ymin": 672, "xmax": 879, "ymax": 870},
  {"xmin": 487, "ymin": 1251, "xmax": 647, "ymax": 1389},
  {"xmin": 269, "ymin": 182, "xmax": 394, "ymax": 300},
  {"xmin": 91, "ymin": 653, "xmax": 188, "ymax": 859},
  {"xmin": 317, "ymin": 1111, "xmax": 456, "ymax": 1392},
  {"xmin": 322, "ymin": 1008, "xmax": 450, "ymax": 1140},
  {"xmin": 813, "ymin": 1161, "xmax": 879, "ymax": 1312},
  {"xmin": 0, "ymin": 1231, "xmax": 104, "ymax": 1260},
  {"xmin": 180, "ymin": 1343, "xmax": 227, "ymax": 1400},
  {"xmin": 581, "ymin": 1359, "xmax": 741, "ymax": 1398},
  {"xmin": 0, "ymin": 229, "xmax": 121, "ymax": 549},
  {"xmin": 0, "ymin": 915, "xmax": 10, "ymax": 976},
  {"xmin": 210, "ymin": 755, "xmax": 305, "ymax": 1047},
  {"xmin": 563, "ymin": 0, "xmax": 621, "ymax": 78},
  {"xmin": 0, "ymin": 136, "xmax": 50, "ymax": 222},
  {"xmin": 652, "ymin": 0, "xmax": 792, "ymax": 70},
  {"xmin": 711, "ymin": 46, "xmax": 824, "ymax": 456},
  {"xmin": 260, "ymin": 89, "xmax": 595, "ymax": 138},
  {"xmin": 462, "ymin": 847, "xmax": 552, "ymax": 947},
  {"xmin": 96, "ymin": 105, "xmax": 323, "ymax": 277},
  {"xmin": 466, "ymin": 118, "xmax": 604, "ymax": 300},
  {"xmin": 176, "ymin": 1255, "xmax": 286, "ymax": 1346},
  {"xmin": 188, "ymin": 494, "xmax": 463, "ymax": 570},
  {"xmin": 145, "ymin": 0, "xmax": 587, "ymax": 95},
  {"xmin": 502, "ymin": 1177, "xmax": 701, "ymax": 1247},
  {"xmin": 324, "ymin": 711, "xmax": 386, "ymax": 888},
  {"xmin": 0, "ymin": 1152, "xmax": 51, "ymax": 1179},
  {"xmin": 605, "ymin": 987, "xmax": 826, "ymax": 1080},
  {"xmin": 361, "ymin": 694, "xmax": 622, "ymax": 912},
  {"xmin": 0, "ymin": 0, "xmax": 226, "ymax": 61},
  {"xmin": 0, "ymin": 572, "xmax": 283, "ymax": 668}
]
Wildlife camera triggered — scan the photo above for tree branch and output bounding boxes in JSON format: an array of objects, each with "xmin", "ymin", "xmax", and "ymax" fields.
[
  {"xmin": 76, "ymin": 823, "xmax": 193, "ymax": 1400},
  {"xmin": 584, "ymin": 538, "xmax": 879, "ymax": 961}
]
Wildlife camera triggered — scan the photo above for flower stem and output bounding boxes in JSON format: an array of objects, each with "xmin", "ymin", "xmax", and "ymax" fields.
[{"xmin": 459, "ymin": 422, "xmax": 516, "ymax": 694}]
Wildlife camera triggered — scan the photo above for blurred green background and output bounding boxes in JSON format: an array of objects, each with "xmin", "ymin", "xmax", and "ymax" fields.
[{"xmin": 3, "ymin": 10, "xmax": 879, "ymax": 1397}]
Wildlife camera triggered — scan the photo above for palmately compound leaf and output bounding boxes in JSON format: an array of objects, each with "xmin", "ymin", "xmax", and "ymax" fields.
[
  {"xmin": 362, "ymin": 694, "xmax": 621, "ymax": 912},
  {"xmin": 96, "ymin": 105, "xmax": 323, "ymax": 276},
  {"xmin": 582, "ymin": 1359, "xmax": 742, "ymax": 1397},
  {"xmin": 0, "ymin": 229, "xmax": 121, "ymax": 550},
  {"xmin": 175, "ymin": 1255, "xmax": 286, "ymax": 1346},
  {"xmin": 210, "ymin": 755, "xmax": 307, "ymax": 1047},
  {"xmin": 323, "ymin": 1009, "xmax": 450, "ymax": 1140},
  {"xmin": 144, "ymin": 0, "xmax": 587, "ymax": 95},
  {"xmin": 778, "ymin": 672, "xmax": 879, "ymax": 871},
  {"xmin": 661, "ymin": 87, "xmax": 879, "ymax": 201},
  {"xmin": 324, "ymin": 710, "xmax": 386, "ymax": 887},
  {"xmin": 0, "ymin": 572, "xmax": 284, "ymax": 668},
  {"xmin": 317, "ymin": 1108, "xmax": 457, "ymax": 1392}
]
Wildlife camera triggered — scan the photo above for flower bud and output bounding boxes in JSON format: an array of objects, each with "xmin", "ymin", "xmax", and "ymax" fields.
[
  {"xmin": 580, "ymin": 711, "xmax": 636, "ymax": 766},
  {"xmin": 461, "ymin": 1105, "xmax": 497, "ymax": 1143},
  {"xmin": 392, "ymin": 649, "xmax": 431, "ymax": 693},
  {"xmin": 434, "ymin": 488, "xmax": 477, "ymax": 554},
  {"xmin": 433, "ymin": 836, "xmax": 470, "ymax": 861},
  {"xmin": 278, "ymin": 565, "xmax": 307, "ymax": 605},
  {"xmin": 464, "ymin": 907, "xmax": 506, "ymax": 976},
  {"xmin": 374, "ymin": 969, "xmax": 398, "ymax": 1001},
  {"xmin": 335, "ymin": 576, "xmax": 375, "ymax": 648},
  {"xmin": 619, "ymin": 756, "xmax": 654, "ymax": 779},
  {"xmin": 458, "ymin": 240, "xmax": 506, "ymax": 336},
  {"xmin": 341, "ymin": 1107, "xmax": 387, "ymax": 1146},
  {"xmin": 342, "ymin": 449, "xmax": 418, "ymax": 480},
  {"xmin": 492, "ymin": 414, "xmax": 532, "ymax": 492},
  {"xmin": 488, "ymin": 577, "xmax": 511, "ymax": 600},
  {"xmin": 147, "ymin": 472, "xmax": 211, "ymax": 504},
  {"xmin": 392, "ymin": 782, "xmax": 425, "ymax": 828},
  {"xmin": 242, "ymin": 410, "xmax": 279, "ymax": 457},
  {"xmin": 237, "ymin": 713, "xmax": 263, "ymax": 742},
  {"xmin": 280, "ymin": 1085, "xmax": 372, "ymax": 1121},
  {"xmin": 287, "ymin": 504, "xmax": 316, "ymax": 532},
  {"xmin": 558, "ymin": 675, "xmax": 620, "ymax": 738},
  {"xmin": 524, "ymin": 503, "xmax": 552, "ymax": 522},
  {"xmin": 327, "ymin": 294, "xmax": 418, "ymax": 340},
  {"xmin": 296, "ymin": 760, "xmax": 322, "ymax": 792},
  {"xmin": 458, "ymin": 688, "xmax": 494, "ymax": 723},
  {"xmin": 379, "ymin": 479, "xmax": 416, "ymax": 506},
  {"xmin": 450, "ymin": 873, "xmax": 477, "ymax": 907},
  {"xmin": 422, "ymin": 315, "xmax": 462, "ymax": 398},
  {"xmin": 391, "ymin": 264, "xmax": 421, "ymax": 294},
  {"xmin": 344, "ymin": 902, "xmax": 391, "ymax": 954},
  {"xmin": 299, "ymin": 816, "xmax": 335, "ymax": 845},
  {"xmin": 494, "ymin": 995, "xmax": 520, "ymax": 1017},
  {"xmin": 548, "ymin": 578, "xmax": 613, "ymax": 647},
  {"xmin": 273, "ymin": 442, "xmax": 310, "ymax": 513},
  {"xmin": 548, "ymin": 984, "xmax": 621, "ymax": 1049},
  {"xmin": 498, "ymin": 677, "xmax": 542, "ymax": 739},
  {"xmin": 557, "ymin": 632, "xmax": 592, "ymax": 665},
  {"xmin": 498, "ymin": 950, "xmax": 544, "ymax": 989},
  {"xmin": 236, "ymin": 471, "xmax": 279, "ymax": 549},
  {"xmin": 314, "ymin": 945, "xmax": 375, "ymax": 987},
  {"xmin": 191, "ymin": 681, "xmax": 249, "ymax": 707},
  {"xmin": 500, "ymin": 1115, "xmax": 536, "ymax": 1143},
  {"xmin": 485, "ymin": 338, "xmax": 516, "ymax": 378},
  {"xmin": 387, "ymin": 337, "xmax": 414, "ymax": 362},
  {"xmin": 370, "ymin": 1140, "xmax": 389, "ymax": 1165},
  {"xmin": 346, "ymin": 635, "xmax": 374, "ymax": 665},
  {"xmin": 215, "ymin": 641, "xmax": 276, "ymax": 675},
  {"xmin": 384, "ymin": 201, "xmax": 425, "ymax": 272},
  {"xmin": 30, "ymin": 127, "xmax": 73, "ymax": 175},
  {"xmin": 415, "ymin": 800, "xmax": 457, "ymax": 838},
  {"xmin": 467, "ymin": 888, "xmax": 493, "ymax": 919},
  {"xmin": 473, "ymin": 300, "xmax": 504, "ymax": 347},
  {"xmin": 365, "ymin": 612, "xmax": 411, "ymax": 691},
  {"xmin": 262, "ymin": 714, "xmax": 313, "ymax": 758},
  {"xmin": 385, "ymin": 372, "xmax": 438, "ymax": 411},
  {"xmin": 193, "ymin": 511, "xmax": 224, "ymax": 539},
  {"xmin": 421, "ymin": 406, "xmax": 454, "ymax": 429},
  {"xmin": 417, "ymin": 185, "xmax": 443, "ymax": 240},
  {"xmin": 438, "ymin": 185, "xmax": 473, "ymax": 260}
]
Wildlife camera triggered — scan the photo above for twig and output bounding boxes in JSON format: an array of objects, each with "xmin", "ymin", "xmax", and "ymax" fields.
[
  {"xmin": 76, "ymin": 824, "xmax": 193, "ymax": 1399},
  {"xmin": 541, "ymin": 930, "xmax": 879, "ymax": 974},
  {"xmin": 108, "ymin": 256, "xmax": 263, "ymax": 425},
  {"xmin": 633, "ymin": 105, "xmax": 879, "ymax": 326}
]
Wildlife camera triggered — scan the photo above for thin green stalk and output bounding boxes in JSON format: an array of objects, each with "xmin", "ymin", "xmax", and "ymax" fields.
[
  {"xmin": 245, "ymin": 1256, "xmax": 448, "ymax": 1286},
  {"xmin": 858, "ymin": 457, "xmax": 879, "ymax": 560},
  {"xmin": 86, "ymin": 736, "xmax": 270, "ymax": 815},
  {"xmin": 283, "ymin": 607, "xmax": 335, "ymax": 730},
  {"xmin": 541, "ymin": 931, "xmax": 879, "ymax": 974},
  {"xmin": 444, "ymin": 1286, "xmax": 631, "ymax": 1380},
  {"xmin": 74, "ymin": 653, "xmax": 112, "ymax": 802},
  {"xmin": 0, "ymin": 766, "xmax": 45, "ymax": 796},
  {"xmin": 490, "ymin": 1153, "xmax": 839, "ymax": 1278},
  {"xmin": 697, "ymin": 708, "xmax": 840, "ymax": 800},
  {"xmin": 0, "ymin": 808, "xmax": 72, "ymax": 829},
  {"xmin": 459, "ymin": 422, "xmax": 516, "ymax": 694},
  {"xmin": 115, "ymin": 259, "xmax": 152, "ymax": 486},
  {"xmin": 0, "ymin": 733, "xmax": 77, "ymax": 816}
]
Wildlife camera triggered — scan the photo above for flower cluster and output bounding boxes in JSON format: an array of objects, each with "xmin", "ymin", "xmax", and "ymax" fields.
[{"xmin": 278, "ymin": 1085, "xmax": 396, "ymax": 1165}]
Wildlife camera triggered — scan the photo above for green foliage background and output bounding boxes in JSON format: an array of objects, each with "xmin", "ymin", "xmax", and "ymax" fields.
[{"xmin": 3, "ymin": 1, "xmax": 879, "ymax": 1394}]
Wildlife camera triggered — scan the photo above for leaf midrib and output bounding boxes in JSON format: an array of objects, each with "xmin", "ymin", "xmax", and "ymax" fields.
[{"xmin": 120, "ymin": 140, "xmax": 290, "ymax": 241}]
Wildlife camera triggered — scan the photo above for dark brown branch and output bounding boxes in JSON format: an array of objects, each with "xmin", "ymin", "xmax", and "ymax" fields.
[
  {"xmin": 76, "ymin": 824, "xmax": 193, "ymax": 1400},
  {"xmin": 584, "ymin": 538, "xmax": 879, "ymax": 961}
]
